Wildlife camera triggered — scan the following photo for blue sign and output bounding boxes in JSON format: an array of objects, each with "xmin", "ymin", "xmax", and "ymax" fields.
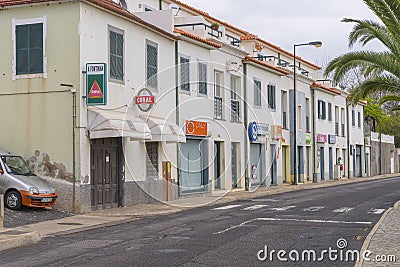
[{"xmin": 248, "ymin": 122, "xmax": 258, "ymax": 141}]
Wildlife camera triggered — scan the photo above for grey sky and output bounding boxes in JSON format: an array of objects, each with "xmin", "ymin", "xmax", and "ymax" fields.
[{"xmin": 182, "ymin": 0, "xmax": 384, "ymax": 69}]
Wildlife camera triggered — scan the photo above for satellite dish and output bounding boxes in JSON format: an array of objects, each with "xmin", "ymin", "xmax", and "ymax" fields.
[{"xmin": 169, "ymin": 3, "xmax": 180, "ymax": 16}]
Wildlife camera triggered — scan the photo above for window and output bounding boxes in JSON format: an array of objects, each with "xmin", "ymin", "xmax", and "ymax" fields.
[
  {"xmin": 109, "ymin": 28, "xmax": 124, "ymax": 81},
  {"xmin": 146, "ymin": 41, "xmax": 158, "ymax": 89},
  {"xmin": 180, "ymin": 56, "xmax": 190, "ymax": 92},
  {"xmin": 198, "ymin": 62, "xmax": 207, "ymax": 95},
  {"xmin": 306, "ymin": 98, "xmax": 310, "ymax": 132},
  {"xmin": 352, "ymin": 110, "xmax": 355, "ymax": 127},
  {"xmin": 328, "ymin": 102, "xmax": 332, "ymax": 122},
  {"xmin": 267, "ymin": 84, "xmax": 276, "ymax": 109},
  {"xmin": 145, "ymin": 142, "xmax": 158, "ymax": 179},
  {"xmin": 298, "ymin": 105, "xmax": 302, "ymax": 131},
  {"xmin": 13, "ymin": 17, "xmax": 47, "ymax": 78},
  {"xmin": 358, "ymin": 111, "xmax": 361, "ymax": 128},
  {"xmin": 281, "ymin": 91, "xmax": 288, "ymax": 129},
  {"xmin": 254, "ymin": 79, "xmax": 261, "ymax": 107},
  {"xmin": 214, "ymin": 71, "xmax": 223, "ymax": 119},
  {"xmin": 341, "ymin": 107, "xmax": 346, "ymax": 137},
  {"xmin": 230, "ymin": 75, "xmax": 240, "ymax": 122},
  {"xmin": 318, "ymin": 100, "xmax": 326, "ymax": 120}
]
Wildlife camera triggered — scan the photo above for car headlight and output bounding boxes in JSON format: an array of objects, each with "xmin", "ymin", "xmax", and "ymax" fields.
[{"xmin": 29, "ymin": 187, "xmax": 39, "ymax": 194}]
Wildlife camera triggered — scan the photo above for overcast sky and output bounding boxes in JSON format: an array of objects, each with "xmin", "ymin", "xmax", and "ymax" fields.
[{"xmin": 182, "ymin": 0, "xmax": 385, "ymax": 69}]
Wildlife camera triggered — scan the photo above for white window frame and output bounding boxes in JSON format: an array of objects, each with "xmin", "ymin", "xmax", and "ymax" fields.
[{"xmin": 12, "ymin": 16, "xmax": 47, "ymax": 80}]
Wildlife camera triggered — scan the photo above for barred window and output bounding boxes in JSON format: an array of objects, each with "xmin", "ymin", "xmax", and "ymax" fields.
[
  {"xmin": 180, "ymin": 56, "xmax": 190, "ymax": 92},
  {"xmin": 146, "ymin": 41, "xmax": 158, "ymax": 88},
  {"xmin": 268, "ymin": 84, "xmax": 276, "ymax": 109},
  {"xmin": 352, "ymin": 110, "xmax": 355, "ymax": 126},
  {"xmin": 358, "ymin": 111, "xmax": 361, "ymax": 128},
  {"xmin": 254, "ymin": 79, "xmax": 261, "ymax": 107},
  {"xmin": 110, "ymin": 30, "xmax": 124, "ymax": 81},
  {"xmin": 328, "ymin": 102, "xmax": 332, "ymax": 121}
]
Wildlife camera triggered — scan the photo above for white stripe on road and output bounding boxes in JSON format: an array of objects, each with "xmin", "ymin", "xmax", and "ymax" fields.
[
  {"xmin": 303, "ymin": 206, "xmax": 326, "ymax": 212},
  {"xmin": 242, "ymin": 205, "xmax": 269, "ymax": 211},
  {"xmin": 333, "ymin": 207, "xmax": 354, "ymax": 213},
  {"xmin": 367, "ymin": 208, "xmax": 385, "ymax": 214},
  {"xmin": 268, "ymin": 206, "xmax": 296, "ymax": 211},
  {"xmin": 213, "ymin": 205, "xmax": 242, "ymax": 210},
  {"xmin": 213, "ymin": 217, "xmax": 372, "ymax": 235}
]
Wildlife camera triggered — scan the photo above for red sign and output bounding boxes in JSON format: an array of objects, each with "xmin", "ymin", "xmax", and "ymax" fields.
[
  {"xmin": 88, "ymin": 80, "xmax": 103, "ymax": 98},
  {"xmin": 135, "ymin": 95, "xmax": 155, "ymax": 105},
  {"xmin": 186, "ymin": 120, "xmax": 208, "ymax": 136},
  {"xmin": 316, "ymin": 134, "xmax": 327, "ymax": 143}
]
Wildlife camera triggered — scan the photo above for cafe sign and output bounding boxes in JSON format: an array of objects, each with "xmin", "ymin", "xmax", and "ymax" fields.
[
  {"xmin": 86, "ymin": 63, "xmax": 107, "ymax": 105},
  {"xmin": 136, "ymin": 88, "xmax": 155, "ymax": 112},
  {"xmin": 186, "ymin": 120, "xmax": 208, "ymax": 137}
]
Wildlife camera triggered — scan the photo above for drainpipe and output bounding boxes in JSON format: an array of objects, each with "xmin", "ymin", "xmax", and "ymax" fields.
[
  {"xmin": 175, "ymin": 40, "xmax": 181, "ymax": 197},
  {"xmin": 159, "ymin": 0, "xmax": 162, "ymax": 10},
  {"xmin": 311, "ymin": 88, "xmax": 316, "ymax": 182},
  {"xmin": 243, "ymin": 63, "xmax": 249, "ymax": 191},
  {"xmin": 72, "ymin": 88, "xmax": 76, "ymax": 213},
  {"xmin": 363, "ymin": 105, "xmax": 367, "ymax": 177}
]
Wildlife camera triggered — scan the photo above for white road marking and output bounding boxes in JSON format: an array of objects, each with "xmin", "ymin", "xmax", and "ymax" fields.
[
  {"xmin": 213, "ymin": 217, "xmax": 372, "ymax": 235},
  {"xmin": 303, "ymin": 206, "xmax": 326, "ymax": 212},
  {"xmin": 251, "ymin": 198, "xmax": 278, "ymax": 202},
  {"xmin": 269, "ymin": 206, "xmax": 296, "ymax": 211},
  {"xmin": 367, "ymin": 208, "xmax": 385, "ymax": 214},
  {"xmin": 333, "ymin": 207, "xmax": 354, "ymax": 213},
  {"xmin": 213, "ymin": 205, "xmax": 242, "ymax": 210},
  {"xmin": 242, "ymin": 205, "xmax": 269, "ymax": 211}
]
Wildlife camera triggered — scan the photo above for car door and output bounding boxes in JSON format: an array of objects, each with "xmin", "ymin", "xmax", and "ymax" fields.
[{"xmin": 0, "ymin": 159, "xmax": 5, "ymax": 194}]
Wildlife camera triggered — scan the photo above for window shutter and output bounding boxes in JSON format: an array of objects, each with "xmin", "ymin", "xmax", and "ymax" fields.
[
  {"xmin": 116, "ymin": 33, "xmax": 124, "ymax": 80},
  {"xmin": 198, "ymin": 62, "xmax": 207, "ymax": 95},
  {"xmin": 328, "ymin": 102, "xmax": 332, "ymax": 121},
  {"xmin": 254, "ymin": 80, "xmax": 261, "ymax": 106},
  {"xmin": 147, "ymin": 43, "xmax": 158, "ymax": 88},
  {"xmin": 16, "ymin": 23, "xmax": 43, "ymax": 75}
]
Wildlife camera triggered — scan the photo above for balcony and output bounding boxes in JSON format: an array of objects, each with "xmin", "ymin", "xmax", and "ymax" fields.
[
  {"xmin": 253, "ymin": 55, "xmax": 290, "ymax": 67},
  {"xmin": 341, "ymin": 123, "xmax": 345, "ymax": 137},
  {"xmin": 174, "ymin": 22, "xmax": 223, "ymax": 39},
  {"xmin": 231, "ymin": 99, "xmax": 240, "ymax": 122},
  {"xmin": 282, "ymin": 111, "xmax": 287, "ymax": 129},
  {"xmin": 214, "ymin": 96, "xmax": 223, "ymax": 119},
  {"xmin": 225, "ymin": 33, "xmax": 240, "ymax": 47}
]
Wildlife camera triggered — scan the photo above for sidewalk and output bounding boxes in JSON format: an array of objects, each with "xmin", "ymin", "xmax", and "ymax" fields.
[
  {"xmin": 0, "ymin": 173, "xmax": 399, "ymax": 253},
  {"xmin": 359, "ymin": 200, "xmax": 400, "ymax": 267}
]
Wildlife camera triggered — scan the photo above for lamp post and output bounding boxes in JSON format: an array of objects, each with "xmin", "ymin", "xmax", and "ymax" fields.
[{"xmin": 293, "ymin": 41, "xmax": 322, "ymax": 185}]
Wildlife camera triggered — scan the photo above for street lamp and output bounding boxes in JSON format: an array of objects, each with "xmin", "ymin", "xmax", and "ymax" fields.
[{"xmin": 293, "ymin": 41, "xmax": 322, "ymax": 185}]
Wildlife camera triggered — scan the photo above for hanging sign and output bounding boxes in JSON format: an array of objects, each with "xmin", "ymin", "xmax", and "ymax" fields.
[
  {"xmin": 86, "ymin": 63, "xmax": 107, "ymax": 105},
  {"xmin": 316, "ymin": 134, "xmax": 327, "ymax": 143},
  {"xmin": 186, "ymin": 120, "xmax": 208, "ymax": 137},
  {"xmin": 136, "ymin": 88, "xmax": 155, "ymax": 112},
  {"xmin": 271, "ymin": 125, "xmax": 282, "ymax": 140},
  {"xmin": 248, "ymin": 122, "xmax": 258, "ymax": 141}
]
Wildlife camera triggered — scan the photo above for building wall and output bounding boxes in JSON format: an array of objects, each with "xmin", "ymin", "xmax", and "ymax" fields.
[{"xmin": 0, "ymin": 2, "xmax": 81, "ymax": 181}]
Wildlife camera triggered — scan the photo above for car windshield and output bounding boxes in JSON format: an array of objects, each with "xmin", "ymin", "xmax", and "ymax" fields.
[{"xmin": 1, "ymin": 156, "xmax": 32, "ymax": 175}]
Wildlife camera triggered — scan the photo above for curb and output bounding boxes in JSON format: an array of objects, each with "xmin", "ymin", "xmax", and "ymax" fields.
[
  {"xmin": 355, "ymin": 199, "xmax": 400, "ymax": 267},
  {"xmin": 0, "ymin": 231, "xmax": 41, "ymax": 251}
]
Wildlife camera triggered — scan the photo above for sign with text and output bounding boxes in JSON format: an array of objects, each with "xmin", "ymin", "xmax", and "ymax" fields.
[
  {"xmin": 186, "ymin": 120, "xmax": 208, "ymax": 137},
  {"xmin": 328, "ymin": 135, "xmax": 336, "ymax": 144},
  {"xmin": 316, "ymin": 134, "xmax": 327, "ymax": 143},
  {"xmin": 86, "ymin": 63, "xmax": 107, "ymax": 105},
  {"xmin": 135, "ymin": 88, "xmax": 155, "ymax": 112},
  {"xmin": 271, "ymin": 125, "xmax": 282, "ymax": 140},
  {"xmin": 257, "ymin": 123, "xmax": 269, "ymax": 136}
]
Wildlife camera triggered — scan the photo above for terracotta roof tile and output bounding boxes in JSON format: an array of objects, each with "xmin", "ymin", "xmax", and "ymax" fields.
[
  {"xmin": 311, "ymin": 82, "xmax": 342, "ymax": 95},
  {"xmin": 243, "ymin": 55, "xmax": 290, "ymax": 76},
  {"xmin": 0, "ymin": 0, "xmax": 177, "ymax": 40},
  {"xmin": 174, "ymin": 28, "xmax": 222, "ymax": 48}
]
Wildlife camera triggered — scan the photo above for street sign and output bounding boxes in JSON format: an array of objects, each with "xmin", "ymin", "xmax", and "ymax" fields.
[{"xmin": 86, "ymin": 63, "xmax": 107, "ymax": 105}]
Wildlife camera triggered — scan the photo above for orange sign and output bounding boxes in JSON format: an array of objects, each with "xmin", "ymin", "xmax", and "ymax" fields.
[{"xmin": 186, "ymin": 120, "xmax": 208, "ymax": 137}]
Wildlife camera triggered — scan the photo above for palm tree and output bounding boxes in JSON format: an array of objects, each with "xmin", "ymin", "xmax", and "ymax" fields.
[{"xmin": 324, "ymin": 0, "xmax": 400, "ymax": 104}]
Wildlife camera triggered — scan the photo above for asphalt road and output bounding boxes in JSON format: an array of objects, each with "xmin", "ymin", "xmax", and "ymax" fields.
[{"xmin": 1, "ymin": 177, "xmax": 400, "ymax": 267}]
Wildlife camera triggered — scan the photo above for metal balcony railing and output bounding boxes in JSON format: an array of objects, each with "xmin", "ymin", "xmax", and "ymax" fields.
[
  {"xmin": 214, "ymin": 96, "xmax": 223, "ymax": 119},
  {"xmin": 231, "ymin": 99, "xmax": 240, "ymax": 122},
  {"xmin": 174, "ymin": 23, "xmax": 223, "ymax": 38},
  {"xmin": 225, "ymin": 33, "xmax": 240, "ymax": 47}
]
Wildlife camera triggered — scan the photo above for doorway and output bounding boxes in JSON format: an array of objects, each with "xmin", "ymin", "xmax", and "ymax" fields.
[
  {"xmin": 250, "ymin": 143, "xmax": 262, "ymax": 186},
  {"xmin": 320, "ymin": 146, "xmax": 325, "ymax": 180},
  {"xmin": 329, "ymin": 147, "xmax": 333, "ymax": 180},
  {"xmin": 214, "ymin": 141, "xmax": 222, "ymax": 189},
  {"xmin": 270, "ymin": 144, "xmax": 277, "ymax": 185},
  {"xmin": 90, "ymin": 138, "xmax": 122, "ymax": 210}
]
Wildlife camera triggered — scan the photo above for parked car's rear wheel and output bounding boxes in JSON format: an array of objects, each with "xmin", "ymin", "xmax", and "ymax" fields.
[{"xmin": 5, "ymin": 190, "xmax": 22, "ymax": 210}]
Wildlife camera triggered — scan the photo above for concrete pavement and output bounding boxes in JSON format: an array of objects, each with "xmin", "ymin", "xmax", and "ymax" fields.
[{"xmin": 0, "ymin": 173, "xmax": 399, "ymax": 263}]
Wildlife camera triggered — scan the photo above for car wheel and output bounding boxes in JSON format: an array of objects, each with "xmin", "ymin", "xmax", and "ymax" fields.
[{"xmin": 5, "ymin": 190, "xmax": 22, "ymax": 210}]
